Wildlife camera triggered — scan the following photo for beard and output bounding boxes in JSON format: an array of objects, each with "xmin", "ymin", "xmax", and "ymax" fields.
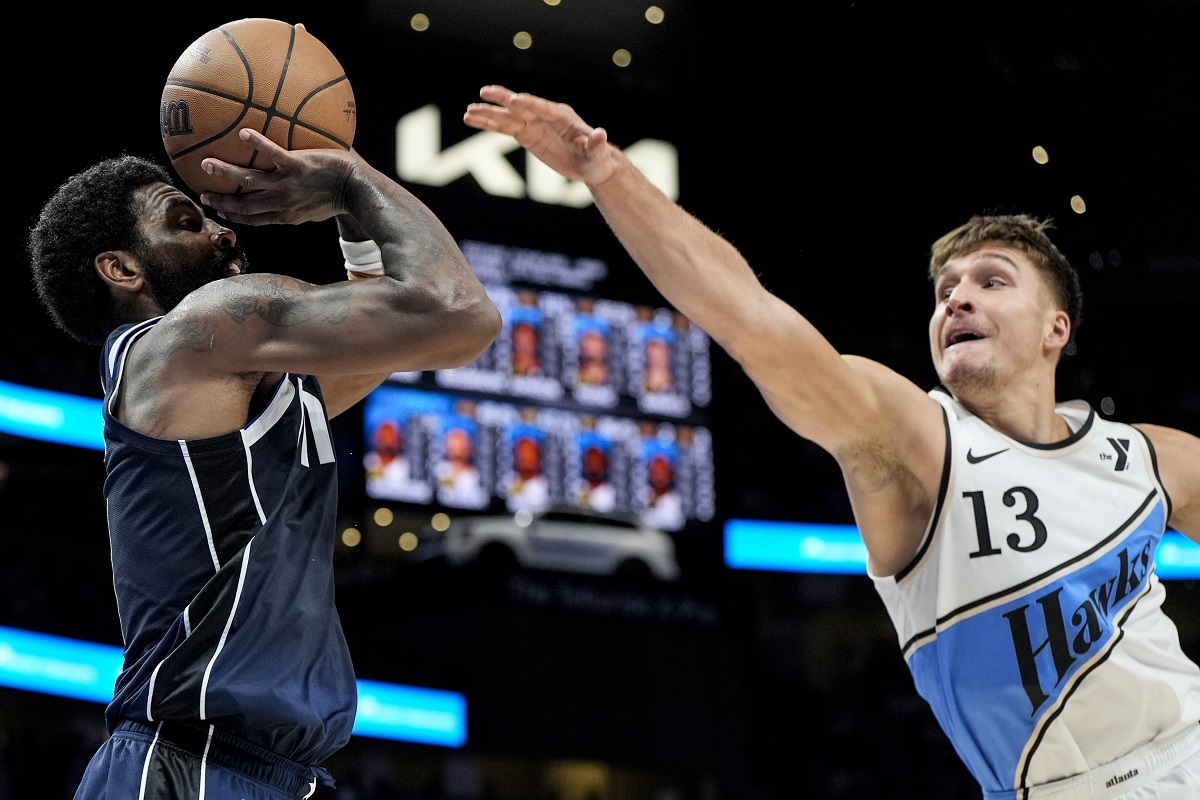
[{"xmin": 139, "ymin": 244, "xmax": 249, "ymax": 313}]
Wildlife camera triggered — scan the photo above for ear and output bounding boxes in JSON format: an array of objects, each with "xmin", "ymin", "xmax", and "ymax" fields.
[
  {"xmin": 94, "ymin": 251, "xmax": 145, "ymax": 294},
  {"xmin": 1045, "ymin": 309, "xmax": 1071, "ymax": 354}
]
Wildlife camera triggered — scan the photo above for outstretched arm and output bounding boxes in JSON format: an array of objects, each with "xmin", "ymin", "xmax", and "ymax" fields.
[
  {"xmin": 464, "ymin": 88, "xmax": 939, "ymax": 455},
  {"xmin": 464, "ymin": 86, "xmax": 945, "ymax": 575}
]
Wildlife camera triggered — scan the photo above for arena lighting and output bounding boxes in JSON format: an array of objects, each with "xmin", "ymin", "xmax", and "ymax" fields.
[
  {"xmin": 0, "ymin": 379, "xmax": 103, "ymax": 450},
  {"xmin": 724, "ymin": 518, "xmax": 1200, "ymax": 580},
  {"xmin": 725, "ymin": 519, "xmax": 869, "ymax": 575},
  {"xmin": 0, "ymin": 625, "xmax": 467, "ymax": 747}
]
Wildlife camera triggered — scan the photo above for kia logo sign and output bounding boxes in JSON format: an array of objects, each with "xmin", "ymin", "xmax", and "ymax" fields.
[{"xmin": 395, "ymin": 104, "xmax": 679, "ymax": 206}]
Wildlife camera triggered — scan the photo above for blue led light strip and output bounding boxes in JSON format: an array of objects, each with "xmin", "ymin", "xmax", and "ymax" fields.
[
  {"xmin": 0, "ymin": 625, "xmax": 465, "ymax": 747},
  {"xmin": 0, "ymin": 379, "xmax": 104, "ymax": 450},
  {"xmin": 724, "ymin": 519, "xmax": 1200, "ymax": 579},
  {"xmin": 5, "ymin": 380, "xmax": 1197, "ymax": 583}
]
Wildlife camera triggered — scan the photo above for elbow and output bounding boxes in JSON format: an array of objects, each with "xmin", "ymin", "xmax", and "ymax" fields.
[
  {"xmin": 374, "ymin": 277, "xmax": 501, "ymax": 371},
  {"xmin": 416, "ymin": 288, "xmax": 502, "ymax": 369},
  {"xmin": 446, "ymin": 294, "xmax": 503, "ymax": 366},
  {"xmin": 482, "ymin": 298, "xmax": 504, "ymax": 344}
]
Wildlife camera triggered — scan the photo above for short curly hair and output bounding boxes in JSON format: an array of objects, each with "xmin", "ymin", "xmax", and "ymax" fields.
[
  {"xmin": 28, "ymin": 155, "xmax": 174, "ymax": 345},
  {"xmin": 929, "ymin": 213, "xmax": 1084, "ymax": 339}
]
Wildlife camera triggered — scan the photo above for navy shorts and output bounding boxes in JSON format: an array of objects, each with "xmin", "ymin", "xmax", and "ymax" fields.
[{"xmin": 73, "ymin": 720, "xmax": 334, "ymax": 800}]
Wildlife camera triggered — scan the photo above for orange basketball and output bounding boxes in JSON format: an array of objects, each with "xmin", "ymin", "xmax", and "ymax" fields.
[{"xmin": 159, "ymin": 18, "xmax": 356, "ymax": 196}]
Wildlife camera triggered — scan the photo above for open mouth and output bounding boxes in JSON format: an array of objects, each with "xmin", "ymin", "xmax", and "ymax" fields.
[{"xmin": 946, "ymin": 330, "xmax": 983, "ymax": 348}]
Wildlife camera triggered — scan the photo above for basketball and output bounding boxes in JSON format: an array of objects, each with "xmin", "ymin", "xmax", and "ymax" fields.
[{"xmin": 159, "ymin": 18, "xmax": 356, "ymax": 196}]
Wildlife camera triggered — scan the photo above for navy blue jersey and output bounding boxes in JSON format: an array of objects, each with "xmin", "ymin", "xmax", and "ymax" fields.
[{"xmin": 98, "ymin": 319, "xmax": 356, "ymax": 765}]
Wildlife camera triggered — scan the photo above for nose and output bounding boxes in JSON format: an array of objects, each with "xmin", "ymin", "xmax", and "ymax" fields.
[
  {"xmin": 944, "ymin": 284, "xmax": 974, "ymax": 315},
  {"xmin": 209, "ymin": 223, "xmax": 236, "ymax": 249}
]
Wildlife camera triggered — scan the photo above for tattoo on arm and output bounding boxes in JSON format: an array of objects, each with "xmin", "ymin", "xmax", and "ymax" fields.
[{"xmin": 221, "ymin": 275, "xmax": 353, "ymax": 327}]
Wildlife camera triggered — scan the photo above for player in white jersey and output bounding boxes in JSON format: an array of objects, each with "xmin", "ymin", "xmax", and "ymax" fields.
[{"xmin": 463, "ymin": 87, "xmax": 1200, "ymax": 798}]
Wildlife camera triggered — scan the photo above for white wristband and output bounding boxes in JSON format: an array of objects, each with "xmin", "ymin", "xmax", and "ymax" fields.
[{"xmin": 339, "ymin": 237, "xmax": 385, "ymax": 276}]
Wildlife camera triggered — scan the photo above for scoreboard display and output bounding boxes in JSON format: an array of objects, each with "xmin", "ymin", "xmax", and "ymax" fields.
[{"xmin": 361, "ymin": 239, "xmax": 716, "ymax": 531}]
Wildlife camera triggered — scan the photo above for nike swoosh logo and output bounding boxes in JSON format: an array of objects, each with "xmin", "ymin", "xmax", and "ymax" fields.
[{"xmin": 966, "ymin": 447, "xmax": 1009, "ymax": 464}]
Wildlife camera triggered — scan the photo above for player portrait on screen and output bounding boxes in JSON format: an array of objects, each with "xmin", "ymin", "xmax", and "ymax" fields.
[
  {"xmin": 633, "ymin": 306, "xmax": 678, "ymax": 398},
  {"xmin": 635, "ymin": 309, "xmax": 693, "ymax": 417},
  {"xmin": 504, "ymin": 420, "xmax": 552, "ymax": 512},
  {"xmin": 508, "ymin": 296, "xmax": 544, "ymax": 378},
  {"xmin": 642, "ymin": 329, "xmax": 675, "ymax": 395},
  {"xmin": 435, "ymin": 412, "xmax": 489, "ymax": 509},
  {"xmin": 568, "ymin": 298, "xmax": 619, "ymax": 408},
  {"xmin": 578, "ymin": 323, "xmax": 612, "ymax": 386},
  {"xmin": 572, "ymin": 429, "xmax": 617, "ymax": 513},
  {"xmin": 640, "ymin": 438, "xmax": 685, "ymax": 531},
  {"xmin": 363, "ymin": 416, "xmax": 432, "ymax": 504},
  {"xmin": 573, "ymin": 302, "xmax": 612, "ymax": 387}
]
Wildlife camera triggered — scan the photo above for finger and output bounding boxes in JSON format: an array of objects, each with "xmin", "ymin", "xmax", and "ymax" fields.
[
  {"xmin": 198, "ymin": 159, "xmax": 257, "ymax": 192},
  {"xmin": 461, "ymin": 110, "xmax": 488, "ymax": 132},
  {"xmin": 508, "ymin": 92, "xmax": 561, "ymax": 118},
  {"xmin": 207, "ymin": 208, "xmax": 287, "ymax": 227},
  {"xmin": 236, "ymin": 128, "xmax": 294, "ymax": 165},
  {"xmin": 479, "ymin": 85, "xmax": 515, "ymax": 104},
  {"xmin": 506, "ymin": 93, "xmax": 543, "ymax": 120},
  {"xmin": 198, "ymin": 129, "xmax": 291, "ymax": 186},
  {"xmin": 199, "ymin": 194, "xmax": 287, "ymax": 226},
  {"xmin": 463, "ymin": 105, "xmax": 519, "ymax": 134}
]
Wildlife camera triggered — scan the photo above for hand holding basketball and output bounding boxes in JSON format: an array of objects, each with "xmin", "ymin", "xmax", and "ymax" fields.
[
  {"xmin": 160, "ymin": 18, "xmax": 356, "ymax": 197},
  {"xmin": 199, "ymin": 128, "xmax": 359, "ymax": 226}
]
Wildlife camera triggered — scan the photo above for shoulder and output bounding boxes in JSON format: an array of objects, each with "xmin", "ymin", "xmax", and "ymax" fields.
[
  {"xmin": 1131, "ymin": 423, "xmax": 1200, "ymax": 464},
  {"xmin": 1132, "ymin": 423, "xmax": 1200, "ymax": 538},
  {"xmin": 154, "ymin": 273, "xmax": 327, "ymax": 330},
  {"xmin": 1131, "ymin": 423, "xmax": 1200, "ymax": 466},
  {"xmin": 101, "ymin": 318, "xmax": 161, "ymax": 387},
  {"xmin": 135, "ymin": 274, "xmax": 314, "ymax": 372},
  {"xmin": 166, "ymin": 273, "xmax": 310, "ymax": 321},
  {"xmin": 835, "ymin": 356, "xmax": 949, "ymax": 431}
]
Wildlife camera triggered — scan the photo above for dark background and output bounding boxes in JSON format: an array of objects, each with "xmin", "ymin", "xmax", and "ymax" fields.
[{"xmin": 2, "ymin": 2, "xmax": 1197, "ymax": 799}]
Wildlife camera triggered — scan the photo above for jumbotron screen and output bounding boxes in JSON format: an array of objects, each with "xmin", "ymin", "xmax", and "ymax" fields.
[{"xmin": 360, "ymin": 240, "xmax": 716, "ymax": 531}]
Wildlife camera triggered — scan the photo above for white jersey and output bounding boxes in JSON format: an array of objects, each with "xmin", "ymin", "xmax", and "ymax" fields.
[{"xmin": 871, "ymin": 388, "xmax": 1200, "ymax": 797}]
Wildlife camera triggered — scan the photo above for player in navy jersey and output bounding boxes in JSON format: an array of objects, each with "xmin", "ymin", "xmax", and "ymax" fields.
[
  {"xmin": 464, "ymin": 87, "xmax": 1200, "ymax": 798},
  {"xmin": 28, "ymin": 124, "xmax": 501, "ymax": 798}
]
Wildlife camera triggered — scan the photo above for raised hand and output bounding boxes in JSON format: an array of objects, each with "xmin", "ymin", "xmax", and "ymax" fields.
[
  {"xmin": 463, "ymin": 85, "xmax": 620, "ymax": 186},
  {"xmin": 198, "ymin": 128, "xmax": 359, "ymax": 226}
]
